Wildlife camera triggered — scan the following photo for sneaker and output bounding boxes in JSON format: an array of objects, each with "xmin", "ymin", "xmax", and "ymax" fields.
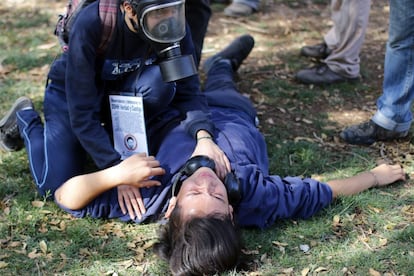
[
  {"xmin": 300, "ymin": 42, "xmax": 332, "ymax": 59},
  {"xmin": 0, "ymin": 97, "xmax": 33, "ymax": 152},
  {"xmin": 295, "ymin": 64, "xmax": 359, "ymax": 85},
  {"xmin": 224, "ymin": 2, "xmax": 254, "ymax": 17},
  {"xmin": 340, "ymin": 120, "xmax": 409, "ymax": 145},
  {"xmin": 202, "ymin": 34, "xmax": 255, "ymax": 74}
]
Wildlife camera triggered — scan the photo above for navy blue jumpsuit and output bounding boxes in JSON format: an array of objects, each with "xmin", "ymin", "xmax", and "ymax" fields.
[{"xmin": 55, "ymin": 60, "xmax": 333, "ymax": 229}]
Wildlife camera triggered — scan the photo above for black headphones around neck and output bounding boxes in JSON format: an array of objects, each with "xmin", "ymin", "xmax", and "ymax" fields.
[{"xmin": 171, "ymin": 155, "xmax": 242, "ymax": 206}]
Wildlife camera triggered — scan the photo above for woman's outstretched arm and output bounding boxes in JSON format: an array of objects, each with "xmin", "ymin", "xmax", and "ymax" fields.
[
  {"xmin": 327, "ymin": 163, "xmax": 405, "ymax": 198},
  {"xmin": 54, "ymin": 153, "xmax": 165, "ymax": 210}
]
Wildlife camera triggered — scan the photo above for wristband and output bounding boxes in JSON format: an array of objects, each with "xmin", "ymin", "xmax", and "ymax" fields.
[
  {"xmin": 368, "ymin": 171, "xmax": 379, "ymax": 187},
  {"xmin": 197, "ymin": 136, "xmax": 213, "ymax": 141}
]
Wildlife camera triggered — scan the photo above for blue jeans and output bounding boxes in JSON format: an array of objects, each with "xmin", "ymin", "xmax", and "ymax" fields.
[
  {"xmin": 372, "ymin": 0, "xmax": 414, "ymax": 132},
  {"xmin": 232, "ymin": 0, "xmax": 260, "ymax": 10}
]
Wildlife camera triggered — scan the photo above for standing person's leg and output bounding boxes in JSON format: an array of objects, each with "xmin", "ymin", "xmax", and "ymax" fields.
[
  {"xmin": 371, "ymin": 0, "xmax": 414, "ymax": 132},
  {"xmin": 17, "ymin": 83, "xmax": 87, "ymax": 197},
  {"xmin": 340, "ymin": 0, "xmax": 414, "ymax": 145},
  {"xmin": 224, "ymin": 0, "xmax": 260, "ymax": 17},
  {"xmin": 299, "ymin": 0, "xmax": 337, "ymax": 59},
  {"xmin": 185, "ymin": 0, "xmax": 212, "ymax": 67},
  {"xmin": 296, "ymin": 0, "xmax": 371, "ymax": 84},
  {"xmin": 324, "ymin": 0, "xmax": 371, "ymax": 78}
]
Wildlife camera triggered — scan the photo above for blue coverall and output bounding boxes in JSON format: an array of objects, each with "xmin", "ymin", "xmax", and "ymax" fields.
[{"xmin": 56, "ymin": 60, "xmax": 333, "ymax": 229}]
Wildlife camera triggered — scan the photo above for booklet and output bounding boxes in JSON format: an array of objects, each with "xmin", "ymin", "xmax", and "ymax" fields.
[{"xmin": 109, "ymin": 94, "xmax": 148, "ymax": 159}]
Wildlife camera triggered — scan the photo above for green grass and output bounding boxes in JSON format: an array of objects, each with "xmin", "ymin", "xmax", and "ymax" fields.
[{"xmin": 1, "ymin": 1, "xmax": 413, "ymax": 275}]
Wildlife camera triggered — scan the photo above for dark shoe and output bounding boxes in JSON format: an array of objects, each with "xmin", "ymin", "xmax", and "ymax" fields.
[
  {"xmin": 340, "ymin": 120, "xmax": 408, "ymax": 145},
  {"xmin": 300, "ymin": 42, "xmax": 332, "ymax": 59},
  {"xmin": 202, "ymin": 34, "xmax": 255, "ymax": 74},
  {"xmin": 295, "ymin": 64, "xmax": 358, "ymax": 85},
  {"xmin": 0, "ymin": 97, "xmax": 33, "ymax": 152},
  {"xmin": 224, "ymin": 3, "xmax": 254, "ymax": 17}
]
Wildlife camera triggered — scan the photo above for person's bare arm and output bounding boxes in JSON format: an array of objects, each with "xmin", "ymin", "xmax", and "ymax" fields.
[
  {"xmin": 55, "ymin": 153, "xmax": 165, "ymax": 209},
  {"xmin": 327, "ymin": 163, "xmax": 405, "ymax": 198}
]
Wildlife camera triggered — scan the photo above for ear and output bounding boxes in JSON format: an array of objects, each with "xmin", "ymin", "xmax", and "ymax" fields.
[
  {"xmin": 229, "ymin": 205, "xmax": 234, "ymax": 221},
  {"xmin": 164, "ymin": 196, "xmax": 177, "ymax": 219}
]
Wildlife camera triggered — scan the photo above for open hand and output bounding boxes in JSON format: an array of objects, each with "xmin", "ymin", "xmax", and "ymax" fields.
[
  {"xmin": 117, "ymin": 153, "xmax": 165, "ymax": 187},
  {"xmin": 116, "ymin": 153, "xmax": 165, "ymax": 219},
  {"xmin": 370, "ymin": 163, "xmax": 406, "ymax": 187}
]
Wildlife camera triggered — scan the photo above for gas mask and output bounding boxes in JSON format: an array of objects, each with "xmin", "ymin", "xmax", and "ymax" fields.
[{"xmin": 129, "ymin": 0, "xmax": 197, "ymax": 82}]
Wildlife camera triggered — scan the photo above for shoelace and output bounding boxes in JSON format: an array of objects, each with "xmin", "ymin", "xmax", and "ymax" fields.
[
  {"xmin": 315, "ymin": 64, "xmax": 328, "ymax": 73},
  {"xmin": 1, "ymin": 123, "xmax": 19, "ymax": 138}
]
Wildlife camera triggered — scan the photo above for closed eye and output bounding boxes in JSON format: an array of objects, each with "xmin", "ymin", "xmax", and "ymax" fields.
[{"xmin": 213, "ymin": 194, "xmax": 226, "ymax": 202}]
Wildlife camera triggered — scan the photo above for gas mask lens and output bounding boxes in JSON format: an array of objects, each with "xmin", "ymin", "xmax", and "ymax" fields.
[{"xmin": 140, "ymin": 1, "xmax": 185, "ymax": 43}]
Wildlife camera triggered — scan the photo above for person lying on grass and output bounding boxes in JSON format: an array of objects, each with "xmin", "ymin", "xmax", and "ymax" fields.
[{"xmin": 55, "ymin": 36, "xmax": 406, "ymax": 275}]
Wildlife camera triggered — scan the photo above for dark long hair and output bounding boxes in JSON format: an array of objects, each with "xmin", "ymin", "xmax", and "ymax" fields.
[{"xmin": 153, "ymin": 205, "xmax": 243, "ymax": 275}]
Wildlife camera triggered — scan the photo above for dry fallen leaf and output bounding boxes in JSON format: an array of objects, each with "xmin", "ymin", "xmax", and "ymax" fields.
[
  {"xmin": 272, "ymin": 241, "xmax": 288, "ymax": 247},
  {"xmin": 38, "ymin": 223, "xmax": 48, "ymax": 233},
  {"xmin": 282, "ymin": 267, "xmax": 294, "ymax": 274},
  {"xmin": 369, "ymin": 268, "xmax": 381, "ymax": 276},
  {"xmin": 36, "ymin": 42, "xmax": 57, "ymax": 50},
  {"xmin": 55, "ymin": 252, "xmax": 68, "ymax": 272},
  {"xmin": 31, "ymin": 201, "xmax": 45, "ymax": 208},
  {"xmin": 79, "ymin": 248, "xmax": 91, "ymax": 256},
  {"xmin": 266, "ymin": 118, "xmax": 275, "ymax": 125},
  {"xmin": 49, "ymin": 219, "xmax": 61, "ymax": 225},
  {"xmin": 384, "ymin": 223, "xmax": 395, "ymax": 230},
  {"xmin": 9, "ymin": 241, "xmax": 21, "ymax": 248},
  {"xmin": 401, "ymin": 205, "xmax": 414, "ymax": 215},
  {"xmin": 260, "ymin": 253, "xmax": 267, "ymax": 263},
  {"xmin": 0, "ymin": 261, "xmax": 8, "ymax": 268},
  {"xmin": 28, "ymin": 249, "xmax": 41, "ymax": 259},
  {"xmin": 116, "ymin": 259, "xmax": 134, "ymax": 269},
  {"xmin": 59, "ymin": 221, "xmax": 67, "ymax": 231},
  {"xmin": 39, "ymin": 240, "xmax": 47, "ymax": 254},
  {"xmin": 379, "ymin": 238, "xmax": 388, "ymax": 247},
  {"xmin": 302, "ymin": 118, "xmax": 312, "ymax": 124},
  {"xmin": 39, "ymin": 210, "xmax": 53, "ymax": 214},
  {"xmin": 272, "ymin": 240, "xmax": 287, "ymax": 255},
  {"xmin": 126, "ymin": 242, "xmax": 136, "ymax": 249},
  {"xmin": 301, "ymin": 267, "xmax": 310, "ymax": 276},
  {"xmin": 3, "ymin": 207, "xmax": 10, "ymax": 215},
  {"xmin": 367, "ymin": 206, "xmax": 382, "ymax": 213},
  {"xmin": 314, "ymin": 267, "xmax": 328, "ymax": 273}
]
